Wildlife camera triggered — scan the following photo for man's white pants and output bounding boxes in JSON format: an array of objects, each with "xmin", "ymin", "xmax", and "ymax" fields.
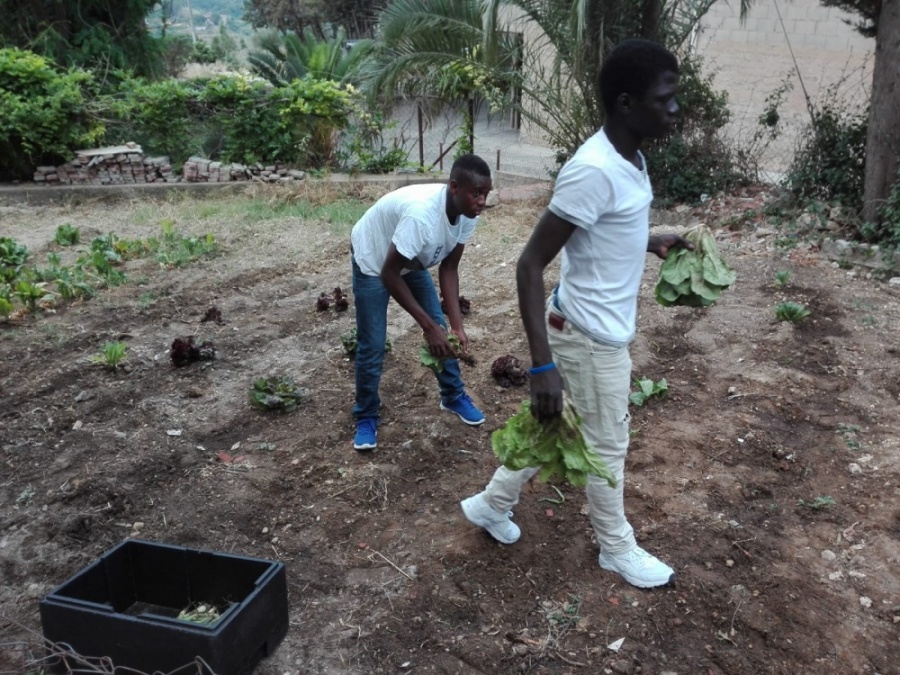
[{"xmin": 482, "ymin": 305, "xmax": 636, "ymax": 555}]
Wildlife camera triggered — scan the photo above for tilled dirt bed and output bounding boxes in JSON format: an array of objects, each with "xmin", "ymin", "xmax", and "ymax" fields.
[{"xmin": 1, "ymin": 184, "xmax": 899, "ymax": 675}]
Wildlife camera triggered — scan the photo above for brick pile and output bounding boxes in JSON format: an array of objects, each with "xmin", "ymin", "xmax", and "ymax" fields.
[
  {"xmin": 33, "ymin": 144, "xmax": 176, "ymax": 185},
  {"xmin": 182, "ymin": 157, "xmax": 306, "ymax": 183},
  {"xmin": 30, "ymin": 144, "xmax": 307, "ymax": 186}
]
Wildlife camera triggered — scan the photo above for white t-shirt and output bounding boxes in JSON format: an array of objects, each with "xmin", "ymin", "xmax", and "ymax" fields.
[
  {"xmin": 351, "ymin": 184, "xmax": 478, "ymax": 276},
  {"xmin": 548, "ymin": 128, "xmax": 652, "ymax": 346}
]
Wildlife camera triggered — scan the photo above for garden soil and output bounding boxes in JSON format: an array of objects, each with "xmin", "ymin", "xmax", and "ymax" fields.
[{"xmin": 1, "ymin": 183, "xmax": 899, "ymax": 675}]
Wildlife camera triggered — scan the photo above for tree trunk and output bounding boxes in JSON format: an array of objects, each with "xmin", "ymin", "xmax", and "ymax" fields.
[
  {"xmin": 186, "ymin": 0, "xmax": 197, "ymax": 44},
  {"xmin": 862, "ymin": 0, "xmax": 900, "ymax": 223}
]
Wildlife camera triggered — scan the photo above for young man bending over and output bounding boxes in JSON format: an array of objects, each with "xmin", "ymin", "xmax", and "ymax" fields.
[{"xmin": 350, "ymin": 154, "xmax": 492, "ymax": 451}]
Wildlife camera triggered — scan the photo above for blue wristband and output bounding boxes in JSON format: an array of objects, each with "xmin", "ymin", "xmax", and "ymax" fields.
[{"xmin": 528, "ymin": 362, "xmax": 556, "ymax": 375}]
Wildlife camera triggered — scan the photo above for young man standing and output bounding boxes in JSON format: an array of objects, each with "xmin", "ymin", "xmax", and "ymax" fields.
[
  {"xmin": 461, "ymin": 40, "xmax": 693, "ymax": 589},
  {"xmin": 350, "ymin": 154, "xmax": 492, "ymax": 451}
]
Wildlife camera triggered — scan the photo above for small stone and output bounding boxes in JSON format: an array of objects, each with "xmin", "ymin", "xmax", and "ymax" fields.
[
  {"xmin": 725, "ymin": 559, "xmax": 734, "ymax": 568},
  {"xmin": 821, "ymin": 550, "xmax": 836, "ymax": 562},
  {"xmin": 132, "ymin": 522, "xmax": 144, "ymax": 531},
  {"xmin": 859, "ymin": 596, "xmax": 872, "ymax": 608},
  {"xmin": 262, "ymin": 527, "xmax": 269, "ymax": 534},
  {"xmin": 704, "ymin": 561, "xmax": 713, "ymax": 570},
  {"xmin": 848, "ymin": 463, "xmax": 862, "ymax": 475},
  {"xmin": 72, "ymin": 420, "xmax": 83, "ymax": 430}
]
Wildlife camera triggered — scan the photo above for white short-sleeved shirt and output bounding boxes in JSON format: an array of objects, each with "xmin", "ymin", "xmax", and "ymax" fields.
[
  {"xmin": 351, "ymin": 184, "xmax": 478, "ymax": 276},
  {"xmin": 548, "ymin": 128, "xmax": 652, "ymax": 346}
]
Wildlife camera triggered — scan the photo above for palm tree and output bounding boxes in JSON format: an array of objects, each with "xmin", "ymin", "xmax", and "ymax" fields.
[
  {"xmin": 364, "ymin": 0, "xmax": 718, "ymax": 156},
  {"xmin": 249, "ymin": 28, "xmax": 374, "ymax": 86},
  {"xmin": 357, "ymin": 0, "xmax": 520, "ymax": 152}
]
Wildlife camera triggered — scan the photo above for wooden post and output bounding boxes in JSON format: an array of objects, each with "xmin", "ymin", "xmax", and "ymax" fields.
[
  {"xmin": 468, "ymin": 97, "xmax": 475, "ymax": 153},
  {"xmin": 439, "ymin": 143, "xmax": 444, "ymax": 171},
  {"xmin": 417, "ymin": 103, "xmax": 424, "ymax": 170},
  {"xmin": 496, "ymin": 149, "xmax": 500, "ymax": 171}
]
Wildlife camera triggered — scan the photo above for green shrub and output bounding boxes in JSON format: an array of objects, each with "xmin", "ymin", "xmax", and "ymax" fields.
[
  {"xmin": 337, "ymin": 107, "xmax": 410, "ymax": 174},
  {"xmin": 0, "ymin": 48, "xmax": 104, "ymax": 180},
  {"xmin": 104, "ymin": 74, "xmax": 353, "ymax": 169},
  {"xmin": 105, "ymin": 77, "xmax": 198, "ymax": 165},
  {"xmin": 784, "ymin": 87, "xmax": 867, "ymax": 211},
  {"xmin": 198, "ymin": 76, "xmax": 287, "ymax": 164}
]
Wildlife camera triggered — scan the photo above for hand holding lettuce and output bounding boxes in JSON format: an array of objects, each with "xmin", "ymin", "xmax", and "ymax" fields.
[
  {"xmin": 655, "ymin": 226, "xmax": 736, "ymax": 307},
  {"xmin": 492, "ymin": 401, "xmax": 616, "ymax": 488}
]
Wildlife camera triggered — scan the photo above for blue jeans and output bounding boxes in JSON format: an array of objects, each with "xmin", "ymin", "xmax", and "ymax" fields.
[{"xmin": 351, "ymin": 255, "xmax": 465, "ymax": 420}]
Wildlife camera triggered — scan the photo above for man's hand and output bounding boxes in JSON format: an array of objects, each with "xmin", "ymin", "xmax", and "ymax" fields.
[
  {"xmin": 449, "ymin": 326, "xmax": 468, "ymax": 353},
  {"xmin": 530, "ymin": 368, "xmax": 565, "ymax": 423},
  {"xmin": 648, "ymin": 233, "xmax": 694, "ymax": 260},
  {"xmin": 424, "ymin": 323, "xmax": 456, "ymax": 358}
]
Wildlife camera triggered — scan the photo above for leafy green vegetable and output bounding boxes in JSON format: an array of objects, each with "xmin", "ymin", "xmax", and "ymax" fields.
[
  {"xmin": 491, "ymin": 401, "xmax": 616, "ymax": 488},
  {"xmin": 419, "ymin": 333, "xmax": 462, "ymax": 374},
  {"xmin": 249, "ymin": 376, "xmax": 308, "ymax": 412},
  {"xmin": 629, "ymin": 377, "xmax": 668, "ymax": 406},
  {"xmin": 655, "ymin": 226, "xmax": 736, "ymax": 307},
  {"xmin": 341, "ymin": 327, "xmax": 391, "ymax": 356}
]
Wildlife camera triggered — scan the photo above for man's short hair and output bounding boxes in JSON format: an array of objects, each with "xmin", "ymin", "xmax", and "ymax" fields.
[
  {"xmin": 450, "ymin": 154, "xmax": 491, "ymax": 184},
  {"xmin": 599, "ymin": 39, "xmax": 679, "ymax": 114}
]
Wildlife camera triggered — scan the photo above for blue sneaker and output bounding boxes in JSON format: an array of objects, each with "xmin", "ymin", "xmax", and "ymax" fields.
[
  {"xmin": 440, "ymin": 393, "xmax": 485, "ymax": 426},
  {"xmin": 353, "ymin": 417, "xmax": 377, "ymax": 451}
]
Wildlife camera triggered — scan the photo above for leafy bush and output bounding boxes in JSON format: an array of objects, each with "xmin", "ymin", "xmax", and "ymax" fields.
[
  {"xmin": 337, "ymin": 107, "xmax": 409, "ymax": 174},
  {"xmin": 0, "ymin": 48, "xmax": 104, "ymax": 180},
  {"xmin": 103, "ymin": 74, "xmax": 353, "ymax": 168},
  {"xmin": 645, "ymin": 57, "xmax": 746, "ymax": 205},
  {"xmin": 105, "ymin": 77, "xmax": 198, "ymax": 165},
  {"xmin": 784, "ymin": 87, "xmax": 867, "ymax": 211}
]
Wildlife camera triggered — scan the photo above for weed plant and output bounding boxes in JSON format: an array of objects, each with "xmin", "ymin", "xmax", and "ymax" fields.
[
  {"xmin": 775, "ymin": 301, "xmax": 811, "ymax": 323},
  {"xmin": 774, "ymin": 270, "xmax": 791, "ymax": 287},
  {"xmin": 797, "ymin": 496, "xmax": 836, "ymax": 510},
  {"xmin": 91, "ymin": 341, "xmax": 127, "ymax": 369}
]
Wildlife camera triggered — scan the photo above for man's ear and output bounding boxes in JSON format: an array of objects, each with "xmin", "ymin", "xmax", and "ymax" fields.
[{"xmin": 616, "ymin": 92, "xmax": 631, "ymax": 114}]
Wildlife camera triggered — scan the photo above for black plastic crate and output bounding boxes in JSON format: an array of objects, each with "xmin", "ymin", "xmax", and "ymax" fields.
[{"xmin": 40, "ymin": 539, "xmax": 288, "ymax": 675}]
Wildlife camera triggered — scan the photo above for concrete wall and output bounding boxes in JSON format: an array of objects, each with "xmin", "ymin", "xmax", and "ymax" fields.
[{"xmin": 695, "ymin": 0, "xmax": 873, "ymax": 176}]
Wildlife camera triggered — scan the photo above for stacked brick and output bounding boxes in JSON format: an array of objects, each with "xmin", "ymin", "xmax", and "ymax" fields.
[
  {"xmin": 181, "ymin": 157, "xmax": 306, "ymax": 183},
  {"xmin": 31, "ymin": 146, "xmax": 307, "ymax": 186},
  {"xmin": 33, "ymin": 145, "xmax": 176, "ymax": 185}
]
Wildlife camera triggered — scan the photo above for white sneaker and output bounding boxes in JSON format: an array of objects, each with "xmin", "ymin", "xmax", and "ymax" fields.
[
  {"xmin": 598, "ymin": 546, "xmax": 675, "ymax": 588},
  {"xmin": 460, "ymin": 493, "xmax": 521, "ymax": 544}
]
